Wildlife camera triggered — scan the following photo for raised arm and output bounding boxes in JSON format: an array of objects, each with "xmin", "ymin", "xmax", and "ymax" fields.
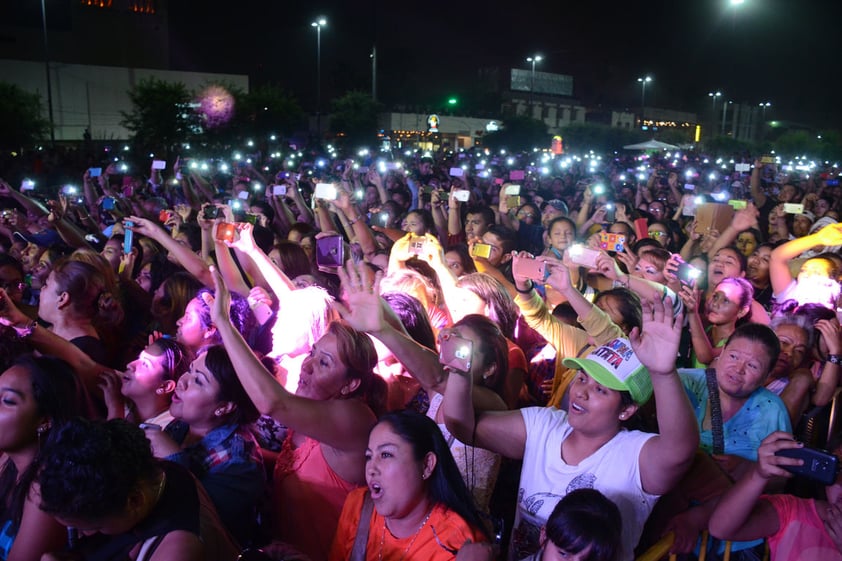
[
  {"xmin": 209, "ymin": 267, "xmax": 374, "ymax": 453},
  {"xmin": 126, "ymin": 215, "xmax": 213, "ymax": 287},
  {"xmin": 633, "ymin": 297, "xmax": 699, "ymax": 496},
  {"xmin": 770, "ymin": 222, "xmax": 842, "ymax": 294},
  {"xmin": 709, "ymin": 432, "xmax": 802, "ymax": 541},
  {"xmin": 749, "ymin": 160, "xmax": 769, "ymax": 210}
]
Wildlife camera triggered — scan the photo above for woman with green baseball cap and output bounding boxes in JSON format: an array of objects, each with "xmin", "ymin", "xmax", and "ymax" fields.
[{"xmin": 443, "ymin": 286, "xmax": 699, "ymax": 561}]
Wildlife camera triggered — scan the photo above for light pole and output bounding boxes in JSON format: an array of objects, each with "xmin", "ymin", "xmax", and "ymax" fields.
[
  {"xmin": 721, "ymin": 100, "xmax": 733, "ymax": 135},
  {"xmin": 637, "ymin": 76, "xmax": 652, "ymax": 127},
  {"xmin": 526, "ymin": 55, "xmax": 542, "ymax": 110},
  {"xmin": 39, "ymin": 0, "xmax": 55, "ymax": 144},
  {"xmin": 311, "ymin": 17, "xmax": 327, "ymax": 137},
  {"xmin": 708, "ymin": 91, "xmax": 722, "ymax": 136},
  {"xmin": 758, "ymin": 101, "xmax": 771, "ymax": 122}
]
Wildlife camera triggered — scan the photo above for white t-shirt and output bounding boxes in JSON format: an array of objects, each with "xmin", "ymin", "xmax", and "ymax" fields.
[{"xmin": 512, "ymin": 406, "xmax": 658, "ymax": 561}]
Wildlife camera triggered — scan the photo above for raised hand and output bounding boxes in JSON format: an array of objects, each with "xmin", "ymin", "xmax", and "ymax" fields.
[
  {"xmin": 334, "ymin": 260, "xmax": 387, "ymax": 335},
  {"xmin": 207, "ymin": 265, "xmax": 230, "ymax": 325},
  {"xmin": 227, "ymin": 222, "xmax": 256, "ymax": 253},
  {"xmin": 594, "ymin": 251, "xmax": 622, "ymax": 281},
  {"xmin": 628, "ymin": 296, "xmax": 683, "ymax": 376},
  {"xmin": 97, "ymin": 370, "xmax": 125, "ymax": 419},
  {"xmin": 543, "ymin": 255, "xmax": 573, "ymax": 293},
  {"xmin": 732, "ymin": 203, "xmax": 759, "ymax": 232},
  {"xmin": 754, "ymin": 431, "xmax": 804, "ymax": 480}
]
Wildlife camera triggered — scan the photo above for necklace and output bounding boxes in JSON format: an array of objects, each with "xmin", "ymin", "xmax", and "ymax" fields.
[{"xmin": 379, "ymin": 507, "xmax": 433, "ymax": 561}]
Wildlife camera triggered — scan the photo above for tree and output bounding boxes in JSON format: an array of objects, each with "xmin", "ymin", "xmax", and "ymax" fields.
[
  {"xmin": 0, "ymin": 82, "xmax": 48, "ymax": 150},
  {"xmin": 237, "ymin": 84, "xmax": 304, "ymax": 139},
  {"xmin": 558, "ymin": 123, "xmax": 645, "ymax": 153},
  {"xmin": 330, "ymin": 91, "xmax": 382, "ymax": 147},
  {"xmin": 121, "ymin": 78, "xmax": 195, "ymax": 158},
  {"xmin": 482, "ymin": 115, "xmax": 549, "ymax": 151}
]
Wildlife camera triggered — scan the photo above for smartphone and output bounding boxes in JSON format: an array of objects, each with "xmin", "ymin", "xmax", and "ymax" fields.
[
  {"xmin": 684, "ymin": 183, "xmax": 696, "ymax": 190},
  {"xmin": 314, "ymin": 183, "xmax": 338, "ymax": 201},
  {"xmin": 158, "ymin": 210, "xmax": 173, "ymax": 223},
  {"xmin": 215, "ymin": 222, "xmax": 236, "ymax": 243},
  {"xmin": 202, "ymin": 206, "xmax": 220, "ymax": 220},
  {"xmin": 783, "ymin": 203, "xmax": 804, "ymax": 214},
  {"xmin": 453, "ymin": 189, "xmax": 470, "ymax": 202},
  {"xmin": 237, "ymin": 190, "xmax": 250, "ymax": 200},
  {"xmin": 509, "ymin": 170, "xmax": 525, "ymax": 181},
  {"xmin": 316, "ymin": 235, "xmax": 344, "ymax": 268},
  {"xmin": 439, "ymin": 334, "xmax": 474, "ymax": 373},
  {"xmin": 243, "ymin": 213, "xmax": 259, "ymax": 225},
  {"xmin": 728, "ymin": 200, "xmax": 748, "ymax": 210},
  {"xmin": 385, "ymin": 162, "xmax": 400, "ymax": 171},
  {"xmin": 567, "ymin": 245, "xmax": 599, "ymax": 269},
  {"xmin": 89, "ymin": 167, "xmax": 102, "ymax": 177},
  {"xmin": 504, "ymin": 185, "xmax": 521, "ymax": 196},
  {"xmin": 272, "ymin": 184, "xmax": 287, "ymax": 196},
  {"xmin": 828, "ymin": 179, "xmax": 840, "ymax": 187},
  {"xmin": 734, "ymin": 163, "xmax": 751, "ymax": 173},
  {"xmin": 247, "ymin": 296, "xmax": 274, "ymax": 326},
  {"xmin": 598, "ymin": 233, "xmax": 625, "ymax": 253},
  {"xmin": 592, "ymin": 185, "xmax": 605, "ymax": 195},
  {"xmin": 139, "ymin": 423, "xmax": 162, "ymax": 431},
  {"xmin": 471, "ymin": 243, "xmax": 493, "ymax": 259},
  {"xmin": 604, "ymin": 203, "xmax": 615, "ymax": 223},
  {"xmin": 102, "ymin": 197, "xmax": 116, "ymax": 211},
  {"xmin": 123, "ymin": 221, "xmax": 134, "ymax": 255},
  {"xmin": 512, "ymin": 255, "xmax": 548, "ymax": 282},
  {"xmin": 449, "ymin": 167, "xmax": 464, "ymax": 177},
  {"xmin": 776, "ymin": 446, "xmax": 840, "ymax": 486},
  {"xmin": 760, "ymin": 155, "xmax": 776, "ymax": 165},
  {"xmin": 677, "ymin": 262, "xmax": 702, "ymax": 287},
  {"xmin": 357, "ymin": 166, "xmax": 369, "ymax": 174},
  {"xmin": 152, "ymin": 160, "xmax": 166, "ymax": 170},
  {"xmin": 506, "ymin": 195, "xmax": 522, "ymax": 208},
  {"xmin": 408, "ymin": 236, "xmax": 427, "ymax": 256}
]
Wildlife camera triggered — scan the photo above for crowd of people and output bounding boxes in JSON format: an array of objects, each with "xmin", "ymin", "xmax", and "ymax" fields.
[{"xmin": 0, "ymin": 141, "xmax": 841, "ymax": 561}]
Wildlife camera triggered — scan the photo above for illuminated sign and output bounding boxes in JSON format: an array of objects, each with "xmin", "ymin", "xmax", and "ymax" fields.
[{"xmin": 427, "ymin": 114, "xmax": 440, "ymax": 133}]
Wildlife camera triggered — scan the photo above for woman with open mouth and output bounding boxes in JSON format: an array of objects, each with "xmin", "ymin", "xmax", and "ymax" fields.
[{"xmin": 329, "ymin": 410, "xmax": 487, "ymax": 561}]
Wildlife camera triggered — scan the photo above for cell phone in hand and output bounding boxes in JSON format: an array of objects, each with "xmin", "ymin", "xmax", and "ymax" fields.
[
  {"xmin": 439, "ymin": 334, "xmax": 474, "ymax": 373},
  {"xmin": 152, "ymin": 160, "xmax": 166, "ymax": 170},
  {"xmin": 504, "ymin": 185, "xmax": 521, "ymax": 196},
  {"xmin": 102, "ymin": 197, "xmax": 116, "ymax": 211},
  {"xmin": 567, "ymin": 245, "xmax": 599, "ymax": 269},
  {"xmin": 202, "ymin": 206, "xmax": 220, "ymax": 220},
  {"xmin": 123, "ymin": 221, "xmax": 134, "ymax": 255},
  {"xmin": 453, "ymin": 189, "xmax": 470, "ymax": 202},
  {"xmin": 471, "ymin": 243, "xmax": 493, "ymax": 259},
  {"xmin": 89, "ymin": 167, "xmax": 102, "ymax": 177},
  {"xmin": 512, "ymin": 255, "xmax": 548, "ymax": 282},
  {"xmin": 449, "ymin": 167, "xmax": 464, "ymax": 177},
  {"xmin": 676, "ymin": 262, "xmax": 701, "ymax": 287},
  {"xmin": 783, "ymin": 203, "xmax": 804, "ymax": 214},
  {"xmin": 604, "ymin": 203, "xmax": 615, "ymax": 223},
  {"xmin": 598, "ymin": 233, "xmax": 625, "ymax": 253},
  {"xmin": 408, "ymin": 236, "xmax": 427, "ymax": 256},
  {"xmin": 215, "ymin": 222, "xmax": 237, "ymax": 243},
  {"xmin": 314, "ymin": 183, "xmax": 338, "ymax": 201},
  {"xmin": 776, "ymin": 446, "xmax": 840, "ymax": 486},
  {"xmin": 316, "ymin": 235, "xmax": 344, "ymax": 269},
  {"xmin": 506, "ymin": 195, "xmax": 522, "ymax": 208},
  {"xmin": 272, "ymin": 184, "xmax": 287, "ymax": 196}
]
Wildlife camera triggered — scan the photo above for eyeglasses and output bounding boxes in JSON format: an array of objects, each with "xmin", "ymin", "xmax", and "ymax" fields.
[{"xmin": 0, "ymin": 281, "xmax": 26, "ymax": 293}]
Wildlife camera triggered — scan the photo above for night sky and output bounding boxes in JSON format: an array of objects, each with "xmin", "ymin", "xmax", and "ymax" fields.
[{"xmin": 53, "ymin": 1, "xmax": 842, "ymax": 128}]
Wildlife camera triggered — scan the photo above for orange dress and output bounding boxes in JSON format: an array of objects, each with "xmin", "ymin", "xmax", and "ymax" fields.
[
  {"xmin": 273, "ymin": 433, "xmax": 359, "ymax": 561},
  {"xmin": 329, "ymin": 487, "xmax": 484, "ymax": 561}
]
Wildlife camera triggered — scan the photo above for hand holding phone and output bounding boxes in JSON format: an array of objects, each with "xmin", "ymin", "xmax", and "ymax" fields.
[
  {"xmin": 439, "ymin": 333, "xmax": 474, "ymax": 373},
  {"xmin": 316, "ymin": 235, "xmax": 344, "ymax": 269},
  {"xmin": 471, "ymin": 243, "xmax": 493, "ymax": 259},
  {"xmin": 512, "ymin": 255, "xmax": 548, "ymax": 282},
  {"xmin": 567, "ymin": 245, "xmax": 599, "ymax": 269}
]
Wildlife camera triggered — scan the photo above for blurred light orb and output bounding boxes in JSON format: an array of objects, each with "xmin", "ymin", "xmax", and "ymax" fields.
[{"xmin": 198, "ymin": 86, "xmax": 235, "ymax": 128}]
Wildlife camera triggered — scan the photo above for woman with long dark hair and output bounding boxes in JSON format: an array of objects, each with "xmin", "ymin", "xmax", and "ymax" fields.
[
  {"xmin": 0, "ymin": 355, "xmax": 80, "ymax": 561},
  {"xmin": 329, "ymin": 410, "xmax": 486, "ymax": 561}
]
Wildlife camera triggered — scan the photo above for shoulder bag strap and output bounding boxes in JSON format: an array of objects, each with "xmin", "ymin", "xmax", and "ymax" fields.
[
  {"xmin": 704, "ymin": 368, "xmax": 725, "ymax": 455},
  {"xmin": 350, "ymin": 492, "xmax": 375, "ymax": 561},
  {"xmin": 136, "ymin": 534, "xmax": 166, "ymax": 561}
]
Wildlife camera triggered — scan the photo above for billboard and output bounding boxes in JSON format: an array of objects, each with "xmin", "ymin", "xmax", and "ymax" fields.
[{"xmin": 510, "ymin": 68, "xmax": 573, "ymax": 97}]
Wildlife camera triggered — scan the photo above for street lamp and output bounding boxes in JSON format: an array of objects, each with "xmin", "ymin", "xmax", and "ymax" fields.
[
  {"xmin": 526, "ymin": 55, "xmax": 543, "ymax": 109},
  {"xmin": 758, "ymin": 101, "xmax": 771, "ymax": 122},
  {"xmin": 311, "ymin": 17, "xmax": 327, "ymax": 137},
  {"xmin": 637, "ymin": 76, "xmax": 652, "ymax": 126}
]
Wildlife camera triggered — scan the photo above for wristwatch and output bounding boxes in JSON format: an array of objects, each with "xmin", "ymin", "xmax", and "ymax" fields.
[{"xmin": 827, "ymin": 354, "xmax": 842, "ymax": 365}]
